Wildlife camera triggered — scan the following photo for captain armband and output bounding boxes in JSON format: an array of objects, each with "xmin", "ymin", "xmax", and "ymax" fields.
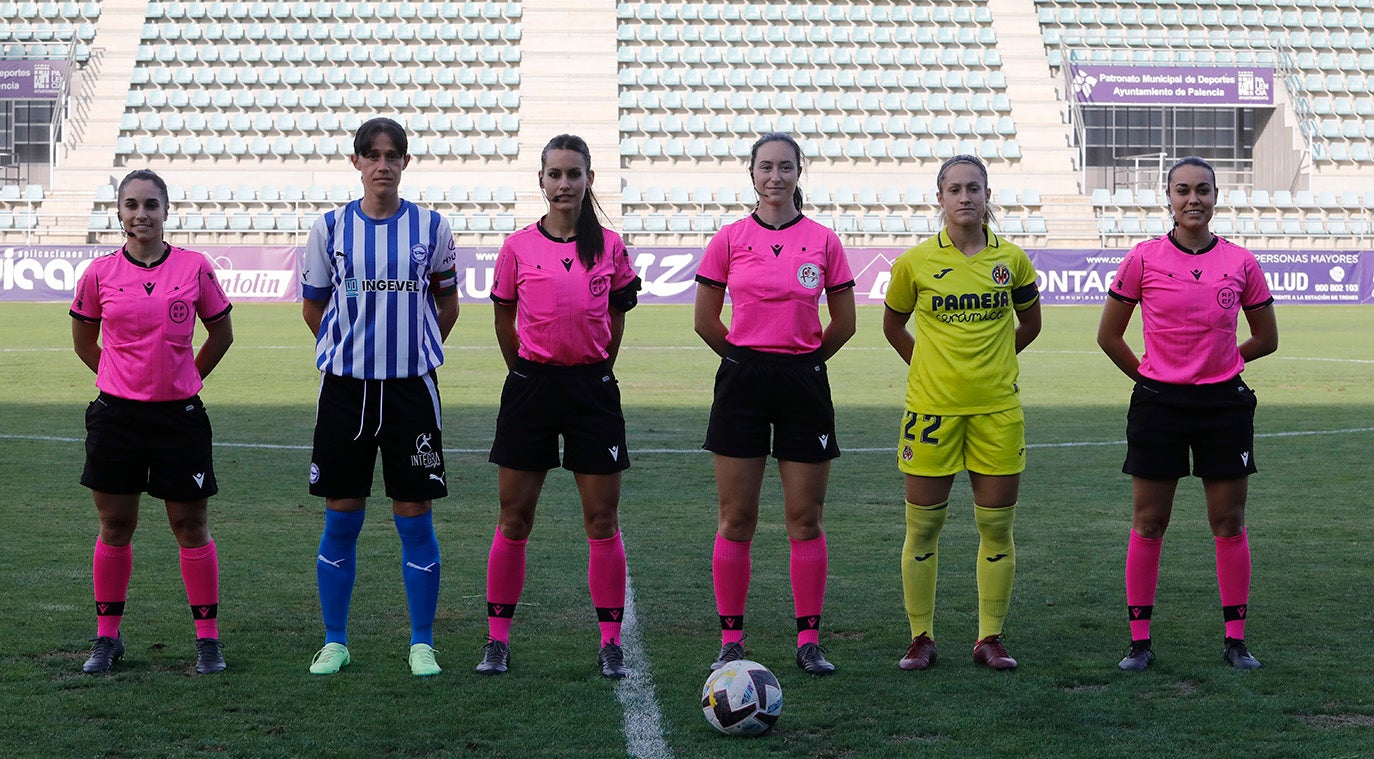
[
  {"xmin": 433, "ymin": 268, "xmax": 459, "ymax": 296},
  {"xmin": 1011, "ymin": 282, "xmax": 1040, "ymax": 308}
]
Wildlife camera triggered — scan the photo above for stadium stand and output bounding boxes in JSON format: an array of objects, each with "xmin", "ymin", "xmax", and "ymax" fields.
[
  {"xmin": 1033, "ymin": 0, "xmax": 1374, "ymax": 245},
  {"xmin": 0, "ymin": 0, "xmax": 1369, "ymax": 249}
]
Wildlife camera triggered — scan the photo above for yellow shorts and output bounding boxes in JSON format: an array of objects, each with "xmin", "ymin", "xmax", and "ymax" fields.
[{"xmin": 896, "ymin": 406, "xmax": 1026, "ymax": 477}]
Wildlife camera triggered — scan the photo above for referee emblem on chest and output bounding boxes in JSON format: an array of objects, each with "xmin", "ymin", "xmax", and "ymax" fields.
[
  {"xmin": 590, "ymin": 275, "xmax": 609, "ymax": 297},
  {"xmin": 797, "ymin": 262, "xmax": 821, "ymax": 289}
]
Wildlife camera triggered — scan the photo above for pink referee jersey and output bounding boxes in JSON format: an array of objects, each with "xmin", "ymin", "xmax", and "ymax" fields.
[
  {"xmin": 489, "ymin": 222, "xmax": 639, "ymax": 365},
  {"xmin": 695, "ymin": 213, "xmax": 855, "ymax": 354},
  {"xmin": 70, "ymin": 245, "xmax": 233, "ymax": 401},
  {"xmin": 1109, "ymin": 233, "xmax": 1273, "ymax": 385}
]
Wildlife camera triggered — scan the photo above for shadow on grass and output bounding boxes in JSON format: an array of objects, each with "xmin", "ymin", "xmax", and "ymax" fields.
[{"xmin": 1, "ymin": 401, "xmax": 1371, "ymax": 757}]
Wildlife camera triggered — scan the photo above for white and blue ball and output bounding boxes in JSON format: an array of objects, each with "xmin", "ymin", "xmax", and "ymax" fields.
[{"xmin": 701, "ymin": 659, "xmax": 783, "ymax": 736}]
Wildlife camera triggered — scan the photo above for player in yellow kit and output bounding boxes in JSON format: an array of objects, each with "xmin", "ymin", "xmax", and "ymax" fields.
[{"xmin": 882, "ymin": 154, "xmax": 1041, "ymax": 672}]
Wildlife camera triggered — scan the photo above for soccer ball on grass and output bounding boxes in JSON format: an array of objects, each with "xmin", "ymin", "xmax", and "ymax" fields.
[{"xmin": 700, "ymin": 659, "xmax": 783, "ymax": 736}]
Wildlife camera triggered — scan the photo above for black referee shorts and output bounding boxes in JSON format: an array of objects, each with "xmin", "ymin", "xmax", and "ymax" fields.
[
  {"xmin": 704, "ymin": 346, "xmax": 840, "ymax": 463},
  {"xmin": 310, "ymin": 372, "xmax": 448, "ymax": 501},
  {"xmin": 1124, "ymin": 375, "xmax": 1258, "ymax": 480},
  {"xmin": 81, "ymin": 392, "xmax": 218, "ymax": 501},
  {"xmin": 489, "ymin": 358, "xmax": 630, "ymax": 475}
]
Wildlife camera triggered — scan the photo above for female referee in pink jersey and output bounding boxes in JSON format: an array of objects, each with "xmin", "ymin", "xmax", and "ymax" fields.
[
  {"xmin": 70, "ymin": 169, "xmax": 234, "ymax": 675},
  {"xmin": 476, "ymin": 134, "xmax": 642, "ymax": 679},
  {"xmin": 694, "ymin": 132, "xmax": 856, "ymax": 676},
  {"xmin": 1098, "ymin": 156, "xmax": 1279, "ymax": 672}
]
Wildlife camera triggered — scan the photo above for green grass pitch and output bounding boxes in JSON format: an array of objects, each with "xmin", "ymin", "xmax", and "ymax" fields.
[{"xmin": 0, "ymin": 302, "xmax": 1370, "ymax": 757}]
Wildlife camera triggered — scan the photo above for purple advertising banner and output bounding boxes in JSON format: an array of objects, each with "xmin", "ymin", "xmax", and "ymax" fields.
[
  {"xmin": 1069, "ymin": 65, "xmax": 1274, "ymax": 107},
  {"xmin": 801, "ymin": 248, "xmax": 1374, "ymax": 306},
  {"xmin": 1026, "ymin": 249, "xmax": 1372, "ymax": 305},
  {"xmin": 3, "ymin": 245, "xmax": 1369, "ymax": 305},
  {"xmin": 0, "ymin": 60, "xmax": 69, "ymax": 100},
  {"xmin": 451, "ymin": 246, "xmax": 706, "ymax": 303},
  {"xmin": 0, "ymin": 245, "xmax": 298, "ymax": 302}
]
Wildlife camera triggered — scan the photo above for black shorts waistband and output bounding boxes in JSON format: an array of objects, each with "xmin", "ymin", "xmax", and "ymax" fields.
[
  {"xmin": 97, "ymin": 391, "xmax": 201, "ymax": 409},
  {"xmin": 725, "ymin": 345, "xmax": 825, "ymax": 364},
  {"xmin": 322, "ymin": 372, "xmax": 436, "ymax": 386},
  {"xmin": 1137, "ymin": 373, "xmax": 1245, "ymax": 392},
  {"xmin": 1133, "ymin": 374, "xmax": 1252, "ymax": 409},
  {"xmin": 513, "ymin": 357, "xmax": 613, "ymax": 376}
]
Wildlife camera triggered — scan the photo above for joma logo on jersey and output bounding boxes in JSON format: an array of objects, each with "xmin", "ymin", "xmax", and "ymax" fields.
[
  {"xmin": 344, "ymin": 278, "xmax": 421, "ymax": 297},
  {"xmin": 930, "ymin": 290, "xmax": 1010, "ymax": 311}
]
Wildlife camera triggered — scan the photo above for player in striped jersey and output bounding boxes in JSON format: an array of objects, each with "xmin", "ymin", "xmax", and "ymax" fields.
[
  {"xmin": 301, "ymin": 118, "xmax": 459, "ymax": 677},
  {"xmin": 476, "ymin": 135, "xmax": 642, "ymax": 679},
  {"xmin": 694, "ymin": 133, "xmax": 856, "ymax": 676},
  {"xmin": 884, "ymin": 155, "xmax": 1041, "ymax": 672},
  {"xmin": 1098, "ymin": 156, "xmax": 1278, "ymax": 672}
]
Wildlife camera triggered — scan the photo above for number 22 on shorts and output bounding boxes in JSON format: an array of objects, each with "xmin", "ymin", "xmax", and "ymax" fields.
[{"xmin": 903, "ymin": 411, "xmax": 942, "ymax": 445}]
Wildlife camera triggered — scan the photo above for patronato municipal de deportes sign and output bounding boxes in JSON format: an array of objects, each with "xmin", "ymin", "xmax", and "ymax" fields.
[
  {"xmin": 0, "ymin": 60, "xmax": 69, "ymax": 101},
  {"xmin": 1070, "ymin": 65, "xmax": 1274, "ymax": 107}
]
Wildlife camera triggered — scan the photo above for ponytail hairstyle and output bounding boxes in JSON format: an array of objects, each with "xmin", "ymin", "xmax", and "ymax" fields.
[
  {"xmin": 747, "ymin": 132, "xmax": 805, "ymax": 212},
  {"xmin": 934, "ymin": 153, "xmax": 996, "ymax": 228},
  {"xmin": 1165, "ymin": 155, "xmax": 1216, "ymax": 186},
  {"xmin": 540, "ymin": 134, "xmax": 606, "ymax": 270},
  {"xmin": 1164, "ymin": 155, "xmax": 1218, "ymax": 229},
  {"xmin": 117, "ymin": 168, "xmax": 170, "ymax": 208}
]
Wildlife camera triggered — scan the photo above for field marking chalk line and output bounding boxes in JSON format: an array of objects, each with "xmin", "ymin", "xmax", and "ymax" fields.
[
  {"xmin": 616, "ymin": 573, "xmax": 673, "ymax": 759},
  {"xmin": 5, "ymin": 427, "xmax": 1374, "ymax": 455}
]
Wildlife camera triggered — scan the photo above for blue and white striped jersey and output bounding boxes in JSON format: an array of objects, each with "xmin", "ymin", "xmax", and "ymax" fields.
[{"xmin": 302, "ymin": 200, "xmax": 458, "ymax": 379}]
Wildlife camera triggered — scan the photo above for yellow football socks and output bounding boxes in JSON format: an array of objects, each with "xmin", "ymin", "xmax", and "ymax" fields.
[
  {"xmin": 974, "ymin": 504, "xmax": 1017, "ymax": 640},
  {"xmin": 901, "ymin": 500, "xmax": 948, "ymax": 640}
]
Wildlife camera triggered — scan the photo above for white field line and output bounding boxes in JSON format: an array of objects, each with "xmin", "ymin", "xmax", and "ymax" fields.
[
  {"xmin": 1276, "ymin": 356, "xmax": 1374, "ymax": 364},
  {"xmin": 6, "ymin": 425, "xmax": 1372, "ymax": 755},
  {"xmin": 616, "ymin": 574, "xmax": 673, "ymax": 759},
  {"xmin": 4, "ymin": 427, "xmax": 1373, "ymax": 453}
]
